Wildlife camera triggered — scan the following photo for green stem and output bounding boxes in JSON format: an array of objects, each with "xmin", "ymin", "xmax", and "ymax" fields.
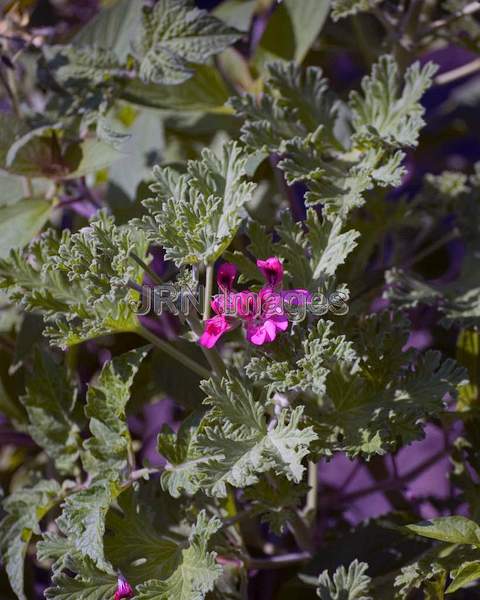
[
  {"xmin": 303, "ymin": 461, "xmax": 318, "ymax": 524},
  {"xmin": 137, "ymin": 325, "xmax": 211, "ymax": 379},
  {"xmin": 203, "ymin": 263, "xmax": 214, "ymax": 321},
  {"xmin": 187, "ymin": 314, "xmax": 226, "ymax": 377},
  {"xmin": 130, "ymin": 252, "xmax": 162, "ymax": 285}
]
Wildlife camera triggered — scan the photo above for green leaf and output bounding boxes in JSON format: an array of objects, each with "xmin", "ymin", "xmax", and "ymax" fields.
[
  {"xmin": 134, "ymin": 0, "xmax": 241, "ymax": 85},
  {"xmin": 105, "ymin": 109, "xmax": 164, "ymax": 201},
  {"xmin": 246, "ymin": 320, "xmax": 357, "ymax": 399},
  {"xmin": 83, "ymin": 347, "xmax": 149, "ymax": 477},
  {"xmin": 255, "ymin": 0, "xmax": 330, "ymax": 66},
  {"xmin": 72, "ymin": 0, "xmax": 143, "ymax": 62},
  {"xmin": 446, "ymin": 560, "xmax": 480, "ymax": 593},
  {"xmin": 308, "ymin": 213, "xmax": 360, "ymax": 280},
  {"xmin": 56, "ymin": 480, "xmax": 119, "ymax": 571},
  {"xmin": 63, "ymin": 139, "xmax": 124, "ymax": 178},
  {"xmin": 0, "ymin": 172, "xmax": 26, "ymax": 205},
  {"xmin": 104, "ymin": 484, "xmax": 222, "ymax": 597},
  {"xmin": 135, "ymin": 511, "xmax": 222, "ymax": 600},
  {"xmin": 157, "ymin": 413, "xmax": 206, "ymax": 498},
  {"xmin": 105, "ymin": 482, "xmax": 187, "ymax": 584},
  {"xmin": 407, "ymin": 516, "xmax": 480, "ymax": 546},
  {"xmin": 197, "ymin": 373, "xmax": 317, "ymax": 496},
  {"xmin": 44, "ymin": 554, "xmax": 118, "ymax": 600},
  {"xmin": 122, "ymin": 64, "xmax": 231, "ymax": 113},
  {"xmin": 395, "ymin": 545, "xmax": 480, "ymax": 599},
  {"xmin": 276, "ymin": 209, "xmax": 359, "ymax": 286},
  {"xmin": 37, "ymin": 532, "xmax": 78, "ymax": 576},
  {"xmin": 44, "ymin": 45, "xmax": 125, "ymax": 87},
  {"xmin": 0, "ymin": 114, "xmax": 29, "ymax": 168},
  {"xmin": 231, "ymin": 61, "xmax": 338, "ymax": 153},
  {"xmin": 0, "ymin": 198, "xmax": 52, "ymax": 258},
  {"xmin": 0, "ymin": 211, "xmax": 148, "ymax": 348},
  {"xmin": 4, "ymin": 122, "xmax": 123, "ymax": 179},
  {"xmin": 349, "ymin": 55, "xmax": 438, "ymax": 148},
  {"xmin": 137, "ymin": 141, "xmax": 256, "ymax": 266},
  {"xmin": 231, "ymin": 57, "xmax": 435, "ymax": 221},
  {"xmin": 213, "ymin": 0, "xmax": 257, "ymax": 32},
  {"xmin": 292, "ymin": 314, "xmax": 467, "ymax": 458},
  {"xmin": 244, "ymin": 476, "xmax": 308, "ymax": 535},
  {"xmin": 21, "ymin": 350, "xmax": 81, "ymax": 475},
  {"xmin": 228, "ymin": 208, "xmax": 358, "ymax": 289},
  {"xmin": 316, "ymin": 560, "xmax": 372, "ymax": 599},
  {"xmin": 0, "ymin": 480, "xmax": 61, "ymax": 600}
]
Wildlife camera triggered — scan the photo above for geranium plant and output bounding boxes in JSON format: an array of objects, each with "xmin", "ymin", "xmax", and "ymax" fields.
[{"xmin": 1, "ymin": 0, "xmax": 480, "ymax": 598}]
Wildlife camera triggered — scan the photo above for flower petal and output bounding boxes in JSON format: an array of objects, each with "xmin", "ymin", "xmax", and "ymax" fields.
[
  {"xmin": 247, "ymin": 323, "xmax": 268, "ymax": 345},
  {"xmin": 217, "ymin": 263, "xmax": 237, "ymax": 291},
  {"xmin": 256, "ymin": 257, "xmax": 284, "ymax": 287},
  {"xmin": 200, "ymin": 315, "xmax": 231, "ymax": 348}
]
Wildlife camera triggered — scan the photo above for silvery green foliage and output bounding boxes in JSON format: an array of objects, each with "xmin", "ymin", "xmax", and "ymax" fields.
[
  {"xmin": 231, "ymin": 57, "xmax": 437, "ymax": 220},
  {"xmin": 316, "ymin": 560, "xmax": 372, "ymax": 599},
  {"xmin": 43, "ymin": 554, "xmax": 118, "ymax": 600},
  {"xmin": 82, "ymin": 347, "xmax": 150, "ymax": 478},
  {"xmin": 247, "ymin": 314, "xmax": 465, "ymax": 458},
  {"xmin": 21, "ymin": 350, "xmax": 81, "ymax": 475},
  {"xmin": 195, "ymin": 373, "xmax": 318, "ymax": 497},
  {"xmin": 0, "ymin": 480, "xmax": 61, "ymax": 600},
  {"xmin": 41, "ymin": 0, "xmax": 240, "ymax": 128},
  {"xmin": 135, "ymin": 511, "xmax": 222, "ymax": 599},
  {"xmin": 137, "ymin": 141, "xmax": 256, "ymax": 266},
  {"xmin": 246, "ymin": 320, "xmax": 358, "ymax": 399},
  {"xmin": 157, "ymin": 414, "xmax": 206, "ymax": 498},
  {"xmin": 133, "ymin": 0, "xmax": 241, "ymax": 85},
  {"xmin": 0, "ymin": 1, "xmax": 473, "ymax": 598},
  {"xmin": 227, "ymin": 208, "xmax": 359, "ymax": 288},
  {"xmin": 0, "ymin": 212, "xmax": 148, "ymax": 348}
]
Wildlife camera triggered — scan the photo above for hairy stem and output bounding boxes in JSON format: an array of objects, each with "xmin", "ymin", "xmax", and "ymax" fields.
[
  {"xmin": 187, "ymin": 314, "xmax": 226, "ymax": 377},
  {"xmin": 246, "ymin": 551, "xmax": 311, "ymax": 570},
  {"xmin": 203, "ymin": 263, "xmax": 214, "ymax": 321},
  {"xmin": 130, "ymin": 251, "xmax": 162, "ymax": 285},
  {"xmin": 436, "ymin": 58, "xmax": 480, "ymax": 85},
  {"xmin": 303, "ymin": 461, "xmax": 319, "ymax": 524}
]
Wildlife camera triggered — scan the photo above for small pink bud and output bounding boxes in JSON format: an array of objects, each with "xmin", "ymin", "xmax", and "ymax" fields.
[
  {"xmin": 256, "ymin": 257, "xmax": 284, "ymax": 287},
  {"xmin": 114, "ymin": 575, "xmax": 134, "ymax": 600},
  {"xmin": 217, "ymin": 263, "xmax": 237, "ymax": 291}
]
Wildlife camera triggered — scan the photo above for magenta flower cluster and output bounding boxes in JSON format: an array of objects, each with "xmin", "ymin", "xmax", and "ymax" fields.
[{"xmin": 200, "ymin": 257, "xmax": 309, "ymax": 348}]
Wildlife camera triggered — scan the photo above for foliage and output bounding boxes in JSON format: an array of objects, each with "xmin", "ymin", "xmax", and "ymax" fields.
[
  {"xmin": 316, "ymin": 560, "xmax": 372, "ymax": 599},
  {"xmin": 0, "ymin": 0, "xmax": 479, "ymax": 599}
]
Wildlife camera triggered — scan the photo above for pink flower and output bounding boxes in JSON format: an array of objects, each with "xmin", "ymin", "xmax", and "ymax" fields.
[
  {"xmin": 114, "ymin": 576, "xmax": 133, "ymax": 600},
  {"xmin": 257, "ymin": 257, "xmax": 284, "ymax": 288},
  {"xmin": 198, "ymin": 257, "xmax": 305, "ymax": 348},
  {"xmin": 217, "ymin": 263, "xmax": 237, "ymax": 291},
  {"xmin": 200, "ymin": 314, "xmax": 232, "ymax": 348},
  {"xmin": 242, "ymin": 288, "xmax": 288, "ymax": 346}
]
